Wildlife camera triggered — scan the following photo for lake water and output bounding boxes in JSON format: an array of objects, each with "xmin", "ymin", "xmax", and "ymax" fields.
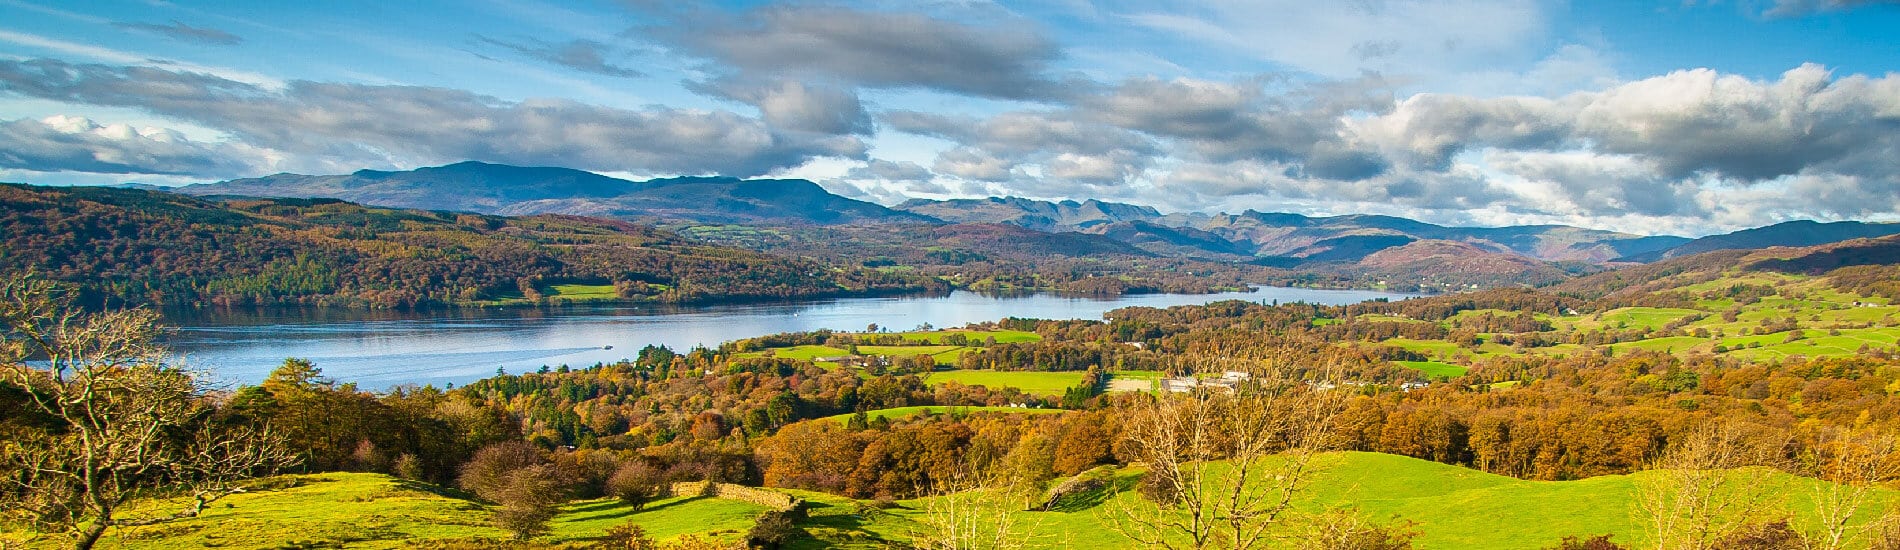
[{"xmin": 163, "ymin": 287, "xmax": 1411, "ymax": 389}]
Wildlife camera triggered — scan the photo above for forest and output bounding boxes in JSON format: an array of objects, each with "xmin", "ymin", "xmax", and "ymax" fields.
[{"xmin": 0, "ymin": 184, "xmax": 943, "ymax": 309}]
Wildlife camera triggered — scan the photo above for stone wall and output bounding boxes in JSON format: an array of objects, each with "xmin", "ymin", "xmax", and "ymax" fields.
[{"xmin": 666, "ymin": 481, "xmax": 803, "ymax": 512}]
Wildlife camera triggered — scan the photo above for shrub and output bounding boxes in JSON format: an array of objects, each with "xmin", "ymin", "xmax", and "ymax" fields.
[
  {"xmin": 493, "ymin": 465, "xmax": 567, "ymax": 540},
  {"xmin": 744, "ymin": 510, "xmax": 807, "ymax": 549},
  {"xmin": 607, "ymin": 461, "xmax": 664, "ymax": 510},
  {"xmin": 1544, "ymin": 535, "xmax": 1628, "ymax": 550},
  {"xmin": 460, "ymin": 441, "xmax": 546, "ymax": 501}
]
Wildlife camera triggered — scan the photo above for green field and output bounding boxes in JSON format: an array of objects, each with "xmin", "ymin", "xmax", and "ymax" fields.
[
  {"xmin": 548, "ymin": 283, "xmax": 621, "ymax": 301},
  {"xmin": 39, "ymin": 473, "xmax": 762, "ymax": 549},
  {"xmin": 863, "ymin": 329, "xmax": 1041, "ymax": 344},
  {"xmin": 819, "ymin": 405, "xmax": 1066, "ymax": 425},
  {"xmin": 28, "ymin": 452, "xmax": 1894, "ymax": 549},
  {"xmin": 1393, "ymin": 360, "xmax": 1468, "ymax": 378},
  {"xmin": 922, "ymin": 370, "xmax": 1087, "ymax": 396}
]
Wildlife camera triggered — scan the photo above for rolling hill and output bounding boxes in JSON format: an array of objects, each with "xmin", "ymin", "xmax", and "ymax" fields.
[
  {"xmin": 41, "ymin": 452, "xmax": 1893, "ymax": 549},
  {"xmin": 1620, "ymin": 219, "xmax": 1900, "ymax": 262},
  {"xmin": 0, "ymin": 183, "xmax": 937, "ymax": 308},
  {"xmin": 177, "ymin": 161, "xmax": 937, "ymax": 225}
]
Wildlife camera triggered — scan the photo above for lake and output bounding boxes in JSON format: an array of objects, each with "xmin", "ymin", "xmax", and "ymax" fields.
[{"xmin": 163, "ymin": 287, "xmax": 1412, "ymax": 389}]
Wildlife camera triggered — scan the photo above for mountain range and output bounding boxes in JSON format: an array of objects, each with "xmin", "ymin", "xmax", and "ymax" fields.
[{"xmin": 171, "ymin": 162, "xmax": 1900, "ymax": 274}]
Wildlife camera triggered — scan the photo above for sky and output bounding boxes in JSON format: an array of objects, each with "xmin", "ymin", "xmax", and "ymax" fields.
[{"xmin": 2, "ymin": 1, "xmax": 1899, "ymax": 236}]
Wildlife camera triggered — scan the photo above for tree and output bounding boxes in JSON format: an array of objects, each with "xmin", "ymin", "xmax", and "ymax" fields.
[
  {"xmin": 1105, "ymin": 365, "xmax": 1348, "ymax": 549},
  {"xmin": 0, "ymin": 275, "xmax": 295, "ymax": 550},
  {"xmin": 608, "ymin": 460, "xmax": 663, "ymax": 510},
  {"xmin": 1635, "ymin": 420, "xmax": 1789, "ymax": 550},
  {"xmin": 1801, "ymin": 428, "xmax": 1899, "ymax": 550},
  {"xmin": 492, "ymin": 464, "xmax": 567, "ymax": 540}
]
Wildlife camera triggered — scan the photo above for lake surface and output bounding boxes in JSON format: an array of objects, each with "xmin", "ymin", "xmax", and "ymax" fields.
[{"xmin": 163, "ymin": 287, "xmax": 1411, "ymax": 389}]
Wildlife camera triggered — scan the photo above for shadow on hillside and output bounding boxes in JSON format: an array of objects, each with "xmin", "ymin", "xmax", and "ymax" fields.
[
  {"xmin": 563, "ymin": 498, "xmax": 640, "ymax": 523},
  {"xmin": 395, "ymin": 479, "xmax": 480, "ymax": 501},
  {"xmin": 637, "ymin": 494, "xmax": 707, "ymax": 514}
]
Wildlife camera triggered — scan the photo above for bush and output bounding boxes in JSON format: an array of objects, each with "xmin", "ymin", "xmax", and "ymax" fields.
[
  {"xmin": 461, "ymin": 441, "xmax": 547, "ymax": 501},
  {"xmin": 1717, "ymin": 520, "xmax": 1805, "ymax": 550},
  {"xmin": 1135, "ymin": 470, "xmax": 1177, "ymax": 505},
  {"xmin": 607, "ymin": 461, "xmax": 664, "ymax": 510},
  {"xmin": 393, "ymin": 453, "xmax": 425, "ymax": 481},
  {"xmin": 493, "ymin": 465, "xmax": 567, "ymax": 540},
  {"xmin": 594, "ymin": 524, "xmax": 658, "ymax": 550},
  {"xmin": 744, "ymin": 510, "xmax": 807, "ymax": 549},
  {"xmin": 1545, "ymin": 535, "xmax": 1628, "ymax": 550}
]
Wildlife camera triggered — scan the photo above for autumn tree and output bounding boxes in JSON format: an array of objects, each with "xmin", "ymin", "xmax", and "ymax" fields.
[{"xmin": 0, "ymin": 275, "xmax": 294, "ymax": 549}]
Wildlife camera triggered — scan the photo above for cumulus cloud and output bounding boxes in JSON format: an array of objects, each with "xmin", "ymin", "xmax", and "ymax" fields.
[
  {"xmin": 476, "ymin": 37, "xmax": 644, "ymax": 78},
  {"xmin": 0, "ymin": 115, "xmax": 261, "ymax": 176},
  {"xmin": 1080, "ymin": 76, "xmax": 1394, "ymax": 174},
  {"xmin": 656, "ymin": 4, "xmax": 1068, "ymax": 100},
  {"xmin": 113, "ymin": 20, "xmax": 242, "ymax": 46},
  {"xmin": 688, "ymin": 77, "xmax": 872, "ymax": 135},
  {"xmin": 0, "ymin": 58, "xmax": 864, "ymax": 177},
  {"xmin": 1354, "ymin": 64, "xmax": 1900, "ymax": 183}
]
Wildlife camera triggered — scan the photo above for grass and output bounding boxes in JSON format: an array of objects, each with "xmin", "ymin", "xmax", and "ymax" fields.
[
  {"xmin": 29, "ymin": 453, "xmax": 1897, "ymax": 549},
  {"xmin": 25, "ymin": 473, "xmax": 770, "ymax": 549},
  {"xmin": 818, "ymin": 405, "xmax": 1066, "ymax": 425},
  {"xmin": 548, "ymin": 283, "xmax": 621, "ymax": 301},
  {"xmin": 1393, "ymin": 360, "xmax": 1468, "ymax": 379},
  {"xmin": 792, "ymin": 452, "xmax": 1900, "ymax": 549},
  {"xmin": 859, "ymin": 329, "xmax": 1042, "ymax": 344},
  {"xmin": 922, "ymin": 370, "xmax": 1087, "ymax": 396}
]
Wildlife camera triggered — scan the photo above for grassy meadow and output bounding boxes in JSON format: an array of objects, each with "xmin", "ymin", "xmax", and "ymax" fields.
[{"xmin": 35, "ymin": 451, "xmax": 1895, "ymax": 549}]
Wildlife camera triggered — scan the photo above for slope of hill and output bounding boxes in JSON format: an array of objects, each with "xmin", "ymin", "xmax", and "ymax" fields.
[
  {"xmin": 1079, "ymin": 220, "xmax": 1253, "ymax": 258},
  {"xmin": 1553, "ymin": 234, "xmax": 1900, "ymax": 299},
  {"xmin": 0, "ymin": 183, "xmax": 938, "ymax": 308},
  {"xmin": 893, "ymin": 196, "xmax": 1160, "ymax": 231},
  {"xmin": 54, "ymin": 453, "xmax": 1894, "ymax": 549},
  {"xmin": 1356, "ymin": 239, "xmax": 1574, "ymax": 288},
  {"xmin": 1621, "ymin": 220, "xmax": 1900, "ymax": 262},
  {"xmin": 1194, "ymin": 210, "xmax": 1686, "ymax": 263},
  {"xmin": 177, "ymin": 161, "xmax": 936, "ymax": 225}
]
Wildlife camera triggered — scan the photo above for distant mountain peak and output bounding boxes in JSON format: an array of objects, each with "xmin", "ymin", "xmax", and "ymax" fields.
[{"xmin": 174, "ymin": 162, "xmax": 928, "ymax": 225}]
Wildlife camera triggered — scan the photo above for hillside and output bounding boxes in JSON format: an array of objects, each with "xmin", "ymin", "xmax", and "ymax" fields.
[
  {"xmin": 45, "ymin": 453, "xmax": 1894, "ymax": 549},
  {"xmin": 178, "ymin": 161, "xmax": 936, "ymax": 225},
  {"xmin": 893, "ymin": 196, "xmax": 1160, "ymax": 231},
  {"xmin": 1355, "ymin": 239, "xmax": 1574, "ymax": 288},
  {"xmin": 0, "ymin": 183, "xmax": 938, "ymax": 308},
  {"xmin": 896, "ymin": 197, "xmax": 1688, "ymax": 265},
  {"xmin": 1622, "ymin": 220, "xmax": 1900, "ymax": 262}
]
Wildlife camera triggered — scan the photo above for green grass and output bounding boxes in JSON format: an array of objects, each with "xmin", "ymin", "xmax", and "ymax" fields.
[
  {"xmin": 22, "ymin": 473, "xmax": 770, "ymax": 549},
  {"xmin": 922, "ymin": 370, "xmax": 1087, "ymax": 396},
  {"xmin": 562, "ymin": 495, "xmax": 765, "ymax": 543},
  {"xmin": 861, "ymin": 329, "xmax": 1042, "ymax": 344},
  {"xmin": 857, "ymin": 345, "xmax": 969, "ymax": 365},
  {"xmin": 1393, "ymin": 360, "xmax": 1468, "ymax": 378},
  {"xmin": 818, "ymin": 405, "xmax": 1066, "ymax": 425},
  {"xmin": 740, "ymin": 345, "xmax": 850, "ymax": 361},
  {"xmin": 548, "ymin": 283, "xmax": 620, "ymax": 301},
  {"xmin": 791, "ymin": 451, "xmax": 1899, "ymax": 549},
  {"xmin": 33, "ymin": 453, "xmax": 1895, "ymax": 549}
]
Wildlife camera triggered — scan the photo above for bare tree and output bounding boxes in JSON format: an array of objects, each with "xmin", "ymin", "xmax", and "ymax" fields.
[
  {"xmin": 1802, "ymin": 428, "xmax": 1899, "ymax": 550},
  {"xmin": 909, "ymin": 463, "xmax": 1056, "ymax": 550},
  {"xmin": 1634, "ymin": 419, "xmax": 1790, "ymax": 550},
  {"xmin": 0, "ymin": 275, "xmax": 295, "ymax": 550},
  {"xmin": 1105, "ymin": 365, "xmax": 1348, "ymax": 549}
]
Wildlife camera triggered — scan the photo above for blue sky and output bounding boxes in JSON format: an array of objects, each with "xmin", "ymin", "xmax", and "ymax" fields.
[{"xmin": 2, "ymin": 0, "xmax": 1898, "ymax": 235}]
